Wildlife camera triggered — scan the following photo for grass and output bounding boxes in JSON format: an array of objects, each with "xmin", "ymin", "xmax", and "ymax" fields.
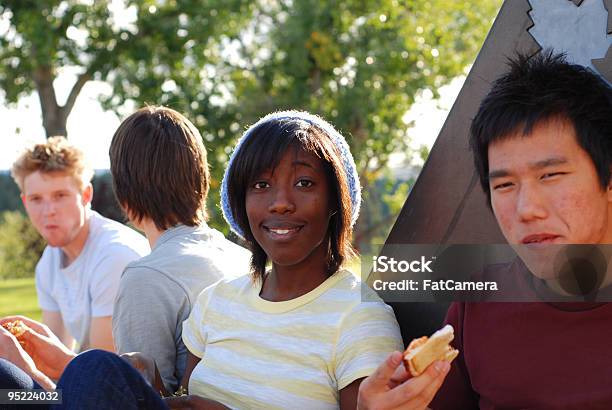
[
  {"xmin": 0, "ymin": 262, "xmax": 365, "ymax": 322},
  {"xmin": 0, "ymin": 277, "xmax": 41, "ymax": 321}
]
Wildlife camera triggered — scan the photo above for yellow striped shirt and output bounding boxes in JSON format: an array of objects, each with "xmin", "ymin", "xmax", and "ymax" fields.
[{"xmin": 182, "ymin": 269, "xmax": 403, "ymax": 410}]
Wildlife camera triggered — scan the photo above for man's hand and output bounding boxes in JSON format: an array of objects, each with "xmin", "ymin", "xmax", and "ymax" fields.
[
  {"xmin": 357, "ymin": 351, "xmax": 450, "ymax": 410},
  {"xmin": 0, "ymin": 326, "xmax": 55, "ymax": 391},
  {"xmin": 0, "ymin": 315, "xmax": 76, "ymax": 380},
  {"xmin": 120, "ymin": 352, "xmax": 167, "ymax": 396},
  {"xmin": 163, "ymin": 395, "xmax": 230, "ymax": 410}
]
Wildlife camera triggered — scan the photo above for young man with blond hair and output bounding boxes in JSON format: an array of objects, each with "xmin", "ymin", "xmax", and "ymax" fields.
[
  {"xmin": 0, "ymin": 107, "xmax": 251, "ymax": 403},
  {"xmin": 10, "ymin": 137, "xmax": 149, "ymax": 352}
]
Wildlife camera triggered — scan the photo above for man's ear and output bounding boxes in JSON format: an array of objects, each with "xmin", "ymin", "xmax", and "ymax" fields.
[
  {"xmin": 20, "ymin": 193, "xmax": 30, "ymax": 212},
  {"xmin": 82, "ymin": 183, "xmax": 93, "ymax": 206}
]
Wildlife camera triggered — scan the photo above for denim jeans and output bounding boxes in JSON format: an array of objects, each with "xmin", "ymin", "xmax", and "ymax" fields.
[
  {"xmin": 51, "ymin": 349, "xmax": 169, "ymax": 410},
  {"xmin": 0, "ymin": 351, "xmax": 168, "ymax": 410},
  {"xmin": 0, "ymin": 358, "xmax": 45, "ymax": 409}
]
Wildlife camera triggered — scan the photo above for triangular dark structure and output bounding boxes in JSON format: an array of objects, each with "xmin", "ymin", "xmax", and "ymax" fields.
[{"xmin": 385, "ymin": 0, "xmax": 612, "ymax": 343}]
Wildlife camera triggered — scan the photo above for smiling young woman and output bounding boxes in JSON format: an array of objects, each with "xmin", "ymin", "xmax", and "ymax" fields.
[
  {"xmin": 0, "ymin": 110, "xmax": 445, "ymax": 410},
  {"xmin": 177, "ymin": 111, "xmax": 403, "ymax": 410},
  {"xmin": 245, "ymin": 147, "xmax": 334, "ymax": 300}
]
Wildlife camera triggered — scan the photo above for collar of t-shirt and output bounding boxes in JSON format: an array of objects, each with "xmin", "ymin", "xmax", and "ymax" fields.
[
  {"xmin": 153, "ymin": 223, "xmax": 212, "ymax": 251},
  {"xmin": 247, "ymin": 269, "xmax": 353, "ymax": 314}
]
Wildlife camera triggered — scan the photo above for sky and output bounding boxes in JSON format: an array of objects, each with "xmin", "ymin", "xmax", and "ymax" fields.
[
  {"xmin": 0, "ymin": 68, "xmax": 464, "ymax": 171},
  {"xmin": 0, "ymin": 67, "xmax": 133, "ymax": 171}
]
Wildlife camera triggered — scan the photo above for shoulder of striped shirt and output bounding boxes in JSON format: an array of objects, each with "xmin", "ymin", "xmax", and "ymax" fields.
[
  {"xmin": 325, "ymin": 270, "xmax": 390, "ymax": 310},
  {"xmin": 205, "ymin": 268, "xmax": 386, "ymax": 305}
]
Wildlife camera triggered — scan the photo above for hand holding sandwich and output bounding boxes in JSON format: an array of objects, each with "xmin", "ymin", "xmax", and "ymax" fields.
[
  {"xmin": 0, "ymin": 325, "xmax": 55, "ymax": 391},
  {"xmin": 357, "ymin": 325, "xmax": 458, "ymax": 410},
  {"xmin": 0, "ymin": 315, "xmax": 76, "ymax": 380},
  {"xmin": 357, "ymin": 351, "xmax": 449, "ymax": 410}
]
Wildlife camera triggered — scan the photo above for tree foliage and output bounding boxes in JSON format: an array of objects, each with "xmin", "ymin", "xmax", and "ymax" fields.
[
  {"xmin": 228, "ymin": 0, "xmax": 501, "ymax": 249},
  {"xmin": 0, "ymin": 0, "xmax": 252, "ymax": 136},
  {"xmin": 0, "ymin": 211, "xmax": 46, "ymax": 279},
  {"xmin": 0, "ymin": 0, "xmax": 502, "ymax": 249}
]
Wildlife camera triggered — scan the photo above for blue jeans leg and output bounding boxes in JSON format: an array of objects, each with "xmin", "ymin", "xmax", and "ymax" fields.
[
  {"xmin": 0, "ymin": 358, "xmax": 39, "ymax": 389},
  {"xmin": 51, "ymin": 349, "xmax": 168, "ymax": 410},
  {"xmin": 0, "ymin": 358, "xmax": 46, "ymax": 409}
]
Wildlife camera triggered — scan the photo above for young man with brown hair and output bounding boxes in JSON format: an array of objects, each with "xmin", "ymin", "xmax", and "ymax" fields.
[
  {"xmin": 109, "ymin": 106, "xmax": 251, "ymax": 392},
  {"xmin": 9, "ymin": 137, "xmax": 149, "ymax": 352}
]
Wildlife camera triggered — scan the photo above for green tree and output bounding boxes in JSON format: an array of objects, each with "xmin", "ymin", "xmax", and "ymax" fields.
[
  {"xmin": 0, "ymin": 0, "xmax": 254, "ymax": 230},
  {"xmin": 0, "ymin": 1, "xmax": 501, "ymax": 245},
  {"xmin": 0, "ymin": 0, "xmax": 252, "ymax": 137},
  {"xmin": 229, "ymin": 0, "xmax": 502, "ymax": 249},
  {"xmin": 358, "ymin": 171, "xmax": 412, "ymax": 254},
  {"xmin": 0, "ymin": 211, "xmax": 46, "ymax": 279},
  {"xmin": 0, "ymin": 173, "xmax": 23, "ymax": 213}
]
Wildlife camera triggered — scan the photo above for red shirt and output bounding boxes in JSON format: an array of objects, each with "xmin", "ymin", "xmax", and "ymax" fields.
[{"xmin": 432, "ymin": 299, "xmax": 612, "ymax": 409}]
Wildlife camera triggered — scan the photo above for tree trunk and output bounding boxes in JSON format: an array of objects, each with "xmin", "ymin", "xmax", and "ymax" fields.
[
  {"xmin": 32, "ymin": 65, "xmax": 90, "ymax": 138},
  {"xmin": 41, "ymin": 108, "xmax": 68, "ymax": 138},
  {"xmin": 33, "ymin": 66, "xmax": 66, "ymax": 138}
]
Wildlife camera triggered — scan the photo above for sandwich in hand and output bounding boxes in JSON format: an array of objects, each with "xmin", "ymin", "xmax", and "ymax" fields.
[
  {"xmin": 1, "ymin": 320, "xmax": 26, "ymax": 338},
  {"xmin": 403, "ymin": 324, "xmax": 459, "ymax": 376}
]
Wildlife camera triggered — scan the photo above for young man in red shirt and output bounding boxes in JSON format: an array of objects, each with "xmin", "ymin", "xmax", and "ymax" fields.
[{"xmin": 432, "ymin": 52, "xmax": 612, "ymax": 409}]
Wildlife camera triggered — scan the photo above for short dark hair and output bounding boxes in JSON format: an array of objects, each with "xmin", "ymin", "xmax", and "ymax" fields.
[
  {"xmin": 109, "ymin": 106, "xmax": 210, "ymax": 230},
  {"xmin": 226, "ymin": 118, "xmax": 355, "ymax": 281},
  {"xmin": 470, "ymin": 51, "xmax": 612, "ymax": 205}
]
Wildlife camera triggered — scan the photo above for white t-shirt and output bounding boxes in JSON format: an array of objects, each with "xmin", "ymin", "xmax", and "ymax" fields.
[
  {"xmin": 35, "ymin": 210, "xmax": 149, "ymax": 349},
  {"xmin": 183, "ymin": 269, "xmax": 403, "ymax": 410}
]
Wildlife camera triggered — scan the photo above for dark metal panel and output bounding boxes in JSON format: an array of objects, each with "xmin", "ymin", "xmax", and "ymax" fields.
[
  {"xmin": 593, "ymin": 45, "xmax": 612, "ymax": 83},
  {"xmin": 386, "ymin": 0, "xmax": 538, "ymax": 247},
  {"xmin": 383, "ymin": 0, "xmax": 612, "ymax": 343},
  {"xmin": 604, "ymin": 0, "xmax": 612, "ymax": 33}
]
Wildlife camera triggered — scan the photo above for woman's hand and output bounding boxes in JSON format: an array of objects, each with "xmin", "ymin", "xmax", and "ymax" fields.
[
  {"xmin": 357, "ymin": 351, "xmax": 450, "ymax": 410},
  {"xmin": 1, "ymin": 315, "xmax": 76, "ymax": 380}
]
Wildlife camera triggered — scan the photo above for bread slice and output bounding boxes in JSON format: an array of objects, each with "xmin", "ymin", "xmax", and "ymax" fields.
[{"xmin": 403, "ymin": 324, "xmax": 459, "ymax": 376}]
